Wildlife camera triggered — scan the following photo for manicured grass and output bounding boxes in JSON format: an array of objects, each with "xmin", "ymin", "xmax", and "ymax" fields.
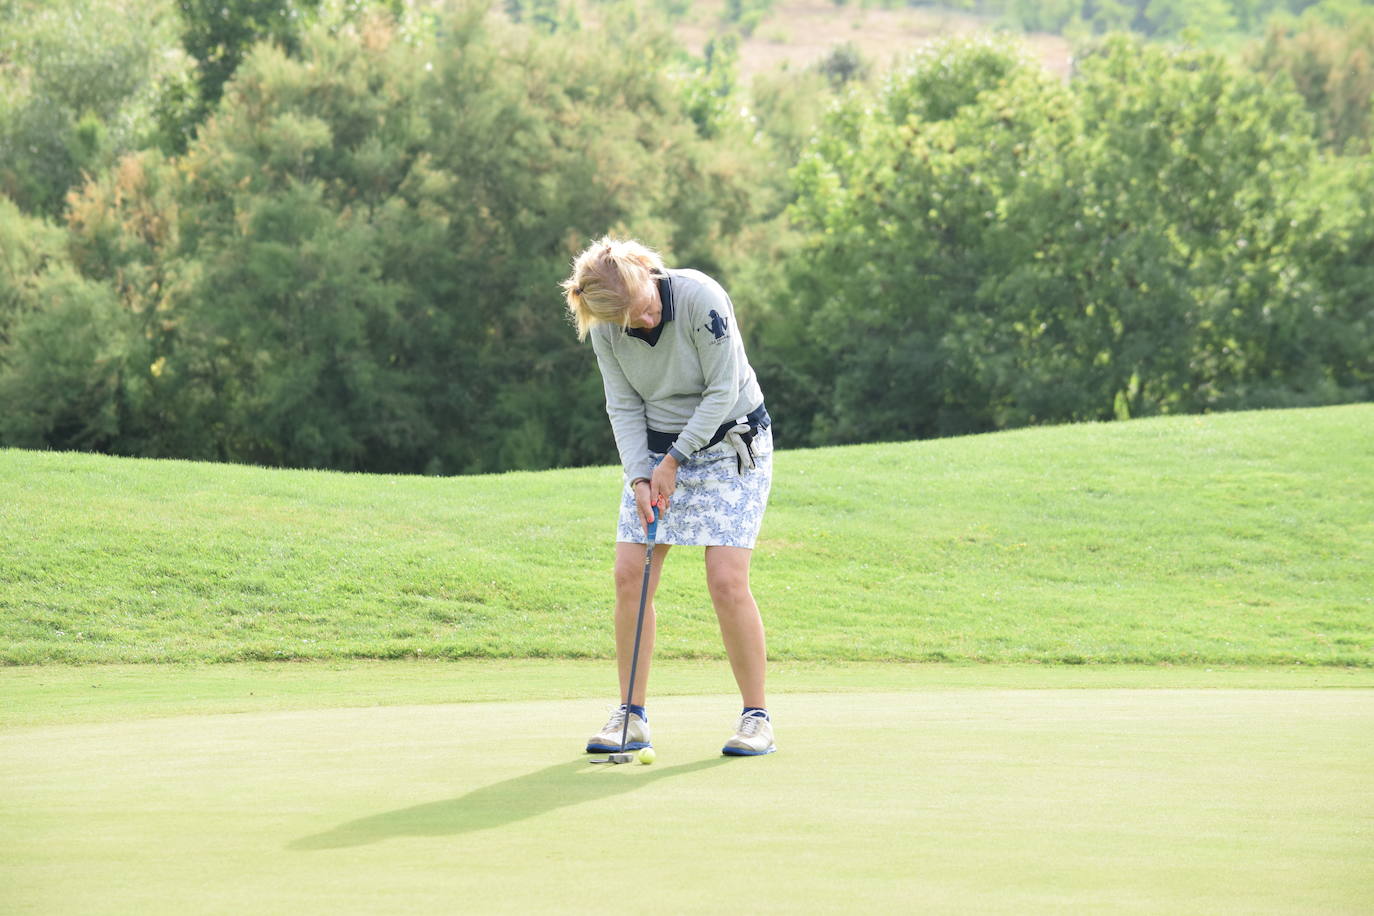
[
  {"xmin": 1, "ymin": 662, "xmax": 1370, "ymax": 913},
  {"xmin": 3, "ymin": 404, "xmax": 1372, "ymax": 665},
  {"xmin": 5, "ymin": 659, "xmax": 1372, "ymax": 729}
]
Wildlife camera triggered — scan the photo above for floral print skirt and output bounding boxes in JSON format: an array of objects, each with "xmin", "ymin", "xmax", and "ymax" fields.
[{"xmin": 616, "ymin": 426, "xmax": 773, "ymax": 548}]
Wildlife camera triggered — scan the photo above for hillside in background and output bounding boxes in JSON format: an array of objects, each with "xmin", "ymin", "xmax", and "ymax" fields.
[
  {"xmin": 3, "ymin": 404, "xmax": 1370, "ymax": 667},
  {"xmin": 676, "ymin": 0, "xmax": 1074, "ymax": 78}
]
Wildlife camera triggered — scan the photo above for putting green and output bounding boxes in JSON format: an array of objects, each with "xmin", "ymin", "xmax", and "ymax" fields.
[{"xmin": 2, "ymin": 667, "xmax": 1371, "ymax": 912}]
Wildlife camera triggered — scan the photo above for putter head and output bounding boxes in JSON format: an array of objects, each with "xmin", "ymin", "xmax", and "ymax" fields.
[{"xmin": 591, "ymin": 753, "xmax": 634, "ymax": 765}]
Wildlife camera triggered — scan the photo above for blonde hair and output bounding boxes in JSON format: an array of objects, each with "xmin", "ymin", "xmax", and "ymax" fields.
[{"xmin": 561, "ymin": 236, "xmax": 666, "ymax": 341}]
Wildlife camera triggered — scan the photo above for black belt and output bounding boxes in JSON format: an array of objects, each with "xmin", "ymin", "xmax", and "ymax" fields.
[{"xmin": 647, "ymin": 403, "xmax": 770, "ymax": 455}]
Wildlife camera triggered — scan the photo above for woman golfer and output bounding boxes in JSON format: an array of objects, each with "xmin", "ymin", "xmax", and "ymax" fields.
[{"xmin": 563, "ymin": 237, "xmax": 775, "ymax": 756}]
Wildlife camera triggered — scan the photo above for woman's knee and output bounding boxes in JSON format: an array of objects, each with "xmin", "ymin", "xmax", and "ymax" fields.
[
  {"xmin": 706, "ymin": 560, "xmax": 752, "ymax": 605},
  {"xmin": 613, "ymin": 557, "xmax": 642, "ymax": 595},
  {"xmin": 614, "ymin": 543, "xmax": 663, "ymax": 596}
]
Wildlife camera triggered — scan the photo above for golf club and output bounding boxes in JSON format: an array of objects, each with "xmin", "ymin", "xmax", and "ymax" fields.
[{"xmin": 592, "ymin": 503, "xmax": 659, "ymax": 765}]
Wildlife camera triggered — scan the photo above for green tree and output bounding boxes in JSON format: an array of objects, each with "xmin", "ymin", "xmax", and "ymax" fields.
[
  {"xmin": 770, "ymin": 35, "xmax": 1351, "ymax": 446},
  {"xmin": 677, "ymin": 35, "xmax": 743, "ymax": 140},
  {"xmin": 1266, "ymin": 153, "xmax": 1374, "ymax": 407},
  {"xmin": 1002, "ymin": 35, "xmax": 1323, "ymax": 421},
  {"xmin": 0, "ymin": 197, "xmax": 147, "ymax": 450},
  {"xmin": 174, "ymin": 0, "xmax": 322, "ymax": 131},
  {"xmin": 1249, "ymin": 5, "xmax": 1374, "ymax": 152},
  {"xmin": 43, "ymin": 2, "xmax": 765, "ymax": 473},
  {"xmin": 0, "ymin": 0, "xmax": 188, "ymax": 217}
]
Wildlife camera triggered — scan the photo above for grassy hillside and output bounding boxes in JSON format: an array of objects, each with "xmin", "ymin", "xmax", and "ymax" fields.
[{"xmin": 2, "ymin": 405, "xmax": 1371, "ymax": 666}]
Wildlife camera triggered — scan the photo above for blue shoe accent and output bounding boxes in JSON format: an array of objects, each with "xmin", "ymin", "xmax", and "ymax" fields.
[
  {"xmin": 721, "ymin": 745, "xmax": 776, "ymax": 756},
  {"xmin": 586, "ymin": 741, "xmax": 651, "ymax": 753}
]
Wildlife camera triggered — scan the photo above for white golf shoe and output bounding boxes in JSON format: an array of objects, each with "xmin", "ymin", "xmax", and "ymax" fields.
[
  {"xmin": 586, "ymin": 705, "xmax": 651, "ymax": 753},
  {"xmin": 722, "ymin": 710, "xmax": 776, "ymax": 756}
]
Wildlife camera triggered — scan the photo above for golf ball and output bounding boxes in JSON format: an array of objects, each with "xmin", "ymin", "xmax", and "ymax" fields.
[{"xmin": 637, "ymin": 747, "xmax": 656, "ymax": 765}]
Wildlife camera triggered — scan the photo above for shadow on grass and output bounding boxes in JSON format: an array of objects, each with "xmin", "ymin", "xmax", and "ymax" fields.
[{"xmin": 289, "ymin": 755, "xmax": 732, "ymax": 850}]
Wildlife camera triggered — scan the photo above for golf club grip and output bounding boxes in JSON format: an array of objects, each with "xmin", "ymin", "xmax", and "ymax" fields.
[{"xmin": 647, "ymin": 504, "xmax": 659, "ymax": 543}]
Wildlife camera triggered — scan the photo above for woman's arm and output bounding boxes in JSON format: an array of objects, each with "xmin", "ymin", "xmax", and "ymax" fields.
[{"xmin": 591, "ymin": 330, "xmax": 654, "ymax": 485}]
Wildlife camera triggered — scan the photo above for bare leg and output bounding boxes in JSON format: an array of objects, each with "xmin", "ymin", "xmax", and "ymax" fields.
[
  {"xmin": 704, "ymin": 545, "xmax": 766, "ymax": 709},
  {"xmin": 614, "ymin": 540, "xmax": 670, "ymax": 707}
]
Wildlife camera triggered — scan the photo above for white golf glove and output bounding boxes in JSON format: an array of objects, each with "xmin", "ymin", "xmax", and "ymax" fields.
[{"xmin": 723, "ymin": 420, "xmax": 758, "ymax": 475}]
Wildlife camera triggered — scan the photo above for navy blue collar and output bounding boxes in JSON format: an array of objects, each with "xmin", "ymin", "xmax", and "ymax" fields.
[{"xmin": 625, "ymin": 274, "xmax": 675, "ymax": 346}]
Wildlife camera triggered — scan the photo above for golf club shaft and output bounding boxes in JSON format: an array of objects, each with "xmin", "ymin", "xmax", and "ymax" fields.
[{"xmin": 619, "ymin": 506, "xmax": 658, "ymax": 753}]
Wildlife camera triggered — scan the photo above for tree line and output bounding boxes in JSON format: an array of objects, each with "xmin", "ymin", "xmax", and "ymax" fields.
[{"xmin": 1, "ymin": 0, "xmax": 1370, "ymax": 473}]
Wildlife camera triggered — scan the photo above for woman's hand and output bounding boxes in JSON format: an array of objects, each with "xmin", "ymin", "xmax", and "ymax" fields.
[
  {"xmin": 632, "ymin": 479, "xmax": 657, "ymax": 531},
  {"xmin": 649, "ymin": 454, "xmax": 679, "ymax": 521}
]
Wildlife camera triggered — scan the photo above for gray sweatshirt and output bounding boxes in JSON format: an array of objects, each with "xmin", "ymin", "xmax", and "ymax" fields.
[{"xmin": 590, "ymin": 268, "xmax": 764, "ymax": 482}]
